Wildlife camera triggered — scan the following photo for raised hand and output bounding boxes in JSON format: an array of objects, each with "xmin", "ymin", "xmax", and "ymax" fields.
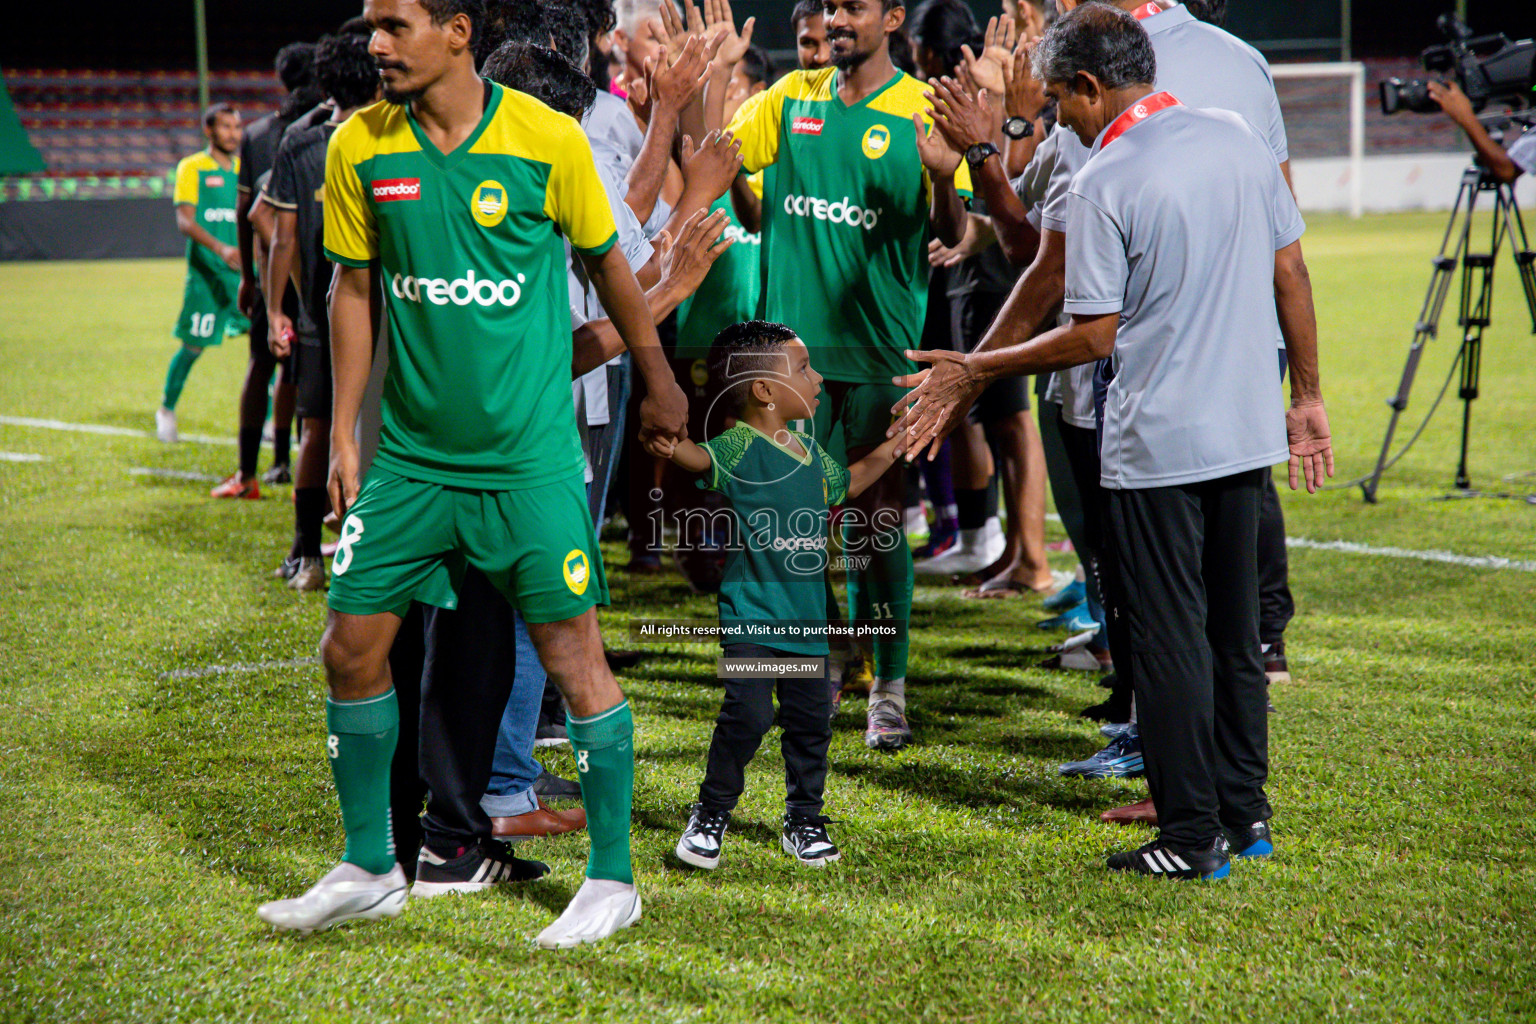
[
  {"xmin": 1005, "ymin": 38, "xmax": 1046, "ymax": 122},
  {"xmin": 1285, "ymin": 402, "xmax": 1334, "ymax": 493},
  {"xmin": 704, "ymin": 0, "xmax": 756, "ymax": 67},
  {"xmin": 659, "ymin": 207, "xmax": 734, "ymax": 296},
  {"xmin": 959, "ymin": 15, "xmax": 1016, "ymax": 97},
  {"xmin": 652, "ymin": 34, "xmax": 714, "ymax": 117},
  {"xmin": 680, "ymin": 129, "xmax": 745, "ymax": 202},
  {"xmin": 912, "ymin": 113, "xmax": 962, "ymax": 179},
  {"xmin": 927, "ymin": 75, "xmax": 998, "ymax": 152}
]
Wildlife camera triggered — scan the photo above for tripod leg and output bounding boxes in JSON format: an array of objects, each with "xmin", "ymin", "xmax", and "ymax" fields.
[
  {"xmin": 1362, "ymin": 173, "xmax": 1475, "ymax": 503},
  {"xmin": 1362, "ymin": 261, "xmax": 1458, "ymax": 502}
]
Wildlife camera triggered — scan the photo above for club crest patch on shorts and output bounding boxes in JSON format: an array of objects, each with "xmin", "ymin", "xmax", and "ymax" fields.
[{"xmin": 563, "ymin": 549, "xmax": 590, "ymax": 595}]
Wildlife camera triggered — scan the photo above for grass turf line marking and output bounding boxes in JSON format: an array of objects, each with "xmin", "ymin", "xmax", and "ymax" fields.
[
  {"xmin": 1287, "ymin": 536, "xmax": 1536, "ymax": 573},
  {"xmin": 159, "ymin": 656, "xmax": 321, "ymax": 681},
  {"xmin": 130, "ymin": 467, "xmax": 222, "ymax": 482},
  {"xmin": 0, "ymin": 415, "xmax": 235, "ymax": 446},
  {"xmin": 0, "ymin": 452, "xmax": 46, "ymax": 462}
]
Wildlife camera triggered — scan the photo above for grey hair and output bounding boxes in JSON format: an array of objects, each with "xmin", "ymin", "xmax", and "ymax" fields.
[{"xmin": 1031, "ymin": 3, "xmax": 1156, "ymax": 90}]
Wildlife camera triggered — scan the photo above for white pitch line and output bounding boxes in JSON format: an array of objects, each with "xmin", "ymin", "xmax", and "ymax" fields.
[
  {"xmin": 0, "ymin": 452, "xmax": 46, "ymax": 463},
  {"xmin": 160, "ymin": 656, "xmax": 321, "ymax": 681},
  {"xmin": 0, "ymin": 415, "xmax": 235, "ymax": 446},
  {"xmin": 1287, "ymin": 536, "xmax": 1536, "ymax": 573},
  {"xmin": 130, "ymin": 466, "xmax": 222, "ymax": 482}
]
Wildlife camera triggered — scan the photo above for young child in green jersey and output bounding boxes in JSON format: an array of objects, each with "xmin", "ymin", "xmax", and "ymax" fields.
[{"xmin": 648, "ymin": 320, "xmax": 901, "ymax": 869}]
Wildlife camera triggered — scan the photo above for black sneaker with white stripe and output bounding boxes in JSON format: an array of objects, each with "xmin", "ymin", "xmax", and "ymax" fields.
[
  {"xmin": 675, "ymin": 804, "xmax": 730, "ymax": 870},
  {"xmin": 781, "ymin": 814, "xmax": 841, "ymax": 867},
  {"xmin": 1107, "ymin": 836, "xmax": 1229, "ymax": 881},
  {"xmin": 412, "ymin": 840, "xmax": 550, "ymax": 897}
]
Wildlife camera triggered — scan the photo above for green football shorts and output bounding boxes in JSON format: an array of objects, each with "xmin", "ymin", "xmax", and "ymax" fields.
[
  {"xmin": 173, "ymin": 266, "xmax": 239, "ymax": 347},
  {"xmin": 327, "ymin": 465, "xmax": 609, "ymax": 622}
]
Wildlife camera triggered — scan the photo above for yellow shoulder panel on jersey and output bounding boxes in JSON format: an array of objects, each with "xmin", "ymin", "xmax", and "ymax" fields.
[
  {"xmin": 867, "ymin": 72, "xmax": 974, "ymax": 200},
  {"xmin": 473, "ymin": 86, "xmax": 617, "ymax": 255},
  {"xmin": 323, "ymin": 100, "xmax": 417, "ymax": 267},
  {"xmin": 172, "ymin": 152, "xmax": 217, "ymax": 205}
]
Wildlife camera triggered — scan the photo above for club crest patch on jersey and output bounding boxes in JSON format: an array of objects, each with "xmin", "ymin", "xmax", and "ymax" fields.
[
  {"xmin": 563, "ymin": 549, "xmax": 590, "ymax": 595},
  {"xmin": 861, "ymin": 125, "xmax": 891, "ymax": 160},
  {"xmin": 472, "ymin": 180, "xmax": 508, "ymax": 228}
]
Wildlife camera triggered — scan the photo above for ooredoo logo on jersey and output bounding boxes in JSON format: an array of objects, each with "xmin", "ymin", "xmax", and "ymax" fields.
[
  {"xmin": 372, "ymin": 177, "xmax": 422, "ymax": 202},
  {"xmin": 782, "ymin": 194, "xmax": 880, "ymax": 230},
  {"xmin": 391, "ymin": 269, "xmax": 526, "ymax": 307}
]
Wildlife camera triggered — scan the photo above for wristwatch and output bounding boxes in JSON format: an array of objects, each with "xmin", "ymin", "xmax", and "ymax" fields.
[
  {"xmin": 965, "ymin": 141, "xmax": 1000, "ymax": 168},
  {"xmin": 1002, "ymin": 116, "xmax": 1034, "ymax": 140}
]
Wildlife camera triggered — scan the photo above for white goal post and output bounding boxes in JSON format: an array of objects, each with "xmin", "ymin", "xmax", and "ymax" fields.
[{"xmin": 1270, "ymin": 61, "xmax": 1366, "ymax": 218}]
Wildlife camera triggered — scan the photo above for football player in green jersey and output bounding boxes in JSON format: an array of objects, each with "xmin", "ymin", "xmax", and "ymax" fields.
[
  {"xmin": 157, "ymin": 104, "xmax": 243, "ymax": 445},
  {"xmin": 708, "ymin": 0, "xmax": 970, "ymax": 751},
  {"xmin": 254, "ymin": 0, "xmax": 688, "ymax": 949}
]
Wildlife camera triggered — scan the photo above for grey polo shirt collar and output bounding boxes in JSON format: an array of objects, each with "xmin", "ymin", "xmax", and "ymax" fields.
[{"xmin": 1139, "ymin": 3, "xmax": 1196, "ymax": 36}]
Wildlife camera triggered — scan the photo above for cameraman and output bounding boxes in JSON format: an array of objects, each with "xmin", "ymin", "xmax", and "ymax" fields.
[{"xmin": 1428, "ymin": 80, "xmax": 1536, "ymax": 183}]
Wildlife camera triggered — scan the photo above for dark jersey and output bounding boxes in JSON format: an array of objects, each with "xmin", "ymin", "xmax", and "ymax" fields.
[
  {"xmin": 265, "ymin": 119, "xmax": 335, "ymax": 341},
  {"xmin": 238, "ymin": 111, "xmax": 295, "ymax": 199}
]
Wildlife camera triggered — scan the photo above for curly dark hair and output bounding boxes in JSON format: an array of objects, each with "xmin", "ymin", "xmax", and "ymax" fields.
[
  {"xmin": 707, "ymin": 320, "xmax": 800, "ymax": 414},
  {"xmin": 481, "ymin": 42, "xmax": 597, "ymax": 119},
  {"xmin": 479, "ymin": 0, "xmax": 588, "ymax": 66},
  {"xmin": 316, "ymin": 33, "xmax": 378, "ymax": 110},
  {"xmin": 572, "ymin": 0, "xmax": 617, "ymax": 38}
]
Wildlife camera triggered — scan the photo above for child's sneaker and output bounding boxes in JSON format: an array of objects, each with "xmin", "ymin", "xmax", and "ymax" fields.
[
  {"xmin": 781, "ymin": 814, "xmax": 840, "ymax": 867},
  {"xmin": 675, "ymin": 804, "xmax": 730, "ymax": 869}
]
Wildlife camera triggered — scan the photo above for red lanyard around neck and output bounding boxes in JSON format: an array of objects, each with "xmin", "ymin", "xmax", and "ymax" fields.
[{"xmin": 1101, "ymin": 91, "xmax": 1181, "ymax": 147}]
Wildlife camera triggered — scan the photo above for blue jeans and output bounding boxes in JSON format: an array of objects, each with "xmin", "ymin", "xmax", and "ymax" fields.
[
  {"xmin": 584, "ymin": 355, "xmax": 631, "ymax": 524},
  {"xmin": 480, "ymin": 610, "xmax": 545, "ymax": 817}
]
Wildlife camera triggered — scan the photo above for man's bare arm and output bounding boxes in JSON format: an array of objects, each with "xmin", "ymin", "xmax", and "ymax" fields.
[
  {"xmin": 579, "ymin": 244, "xmax": 689, "ymax": 443},
  {"xmin": 264, "ymin": 207, "xmax": 300, "ymax": 357},
  {"xmin": 176, "ymin": 203, "xmax": 240, "ymax": 270},
  {"xmin": 327, "ymin": 264, "xmax": 375, "ymax": 517},
  {"xmin": 573, "ymin": 209, "xmax": 733, "ymax": 375}
]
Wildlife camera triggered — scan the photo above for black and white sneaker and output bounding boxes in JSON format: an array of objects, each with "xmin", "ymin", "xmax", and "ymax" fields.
[
  {"xmin": 412, "ymin": 840, "xmax": 549, "ymax": 898},
  {"xmin": 781, "ymin": 815, "xmax": 841, "ymax": 867},
  {"xmin": 675, "ymin": 804, "xmax": 730, "ymax": 870},
  {"xmin": 1107, "ymin": 836, "xmax": 1229, "ymax": 881}
]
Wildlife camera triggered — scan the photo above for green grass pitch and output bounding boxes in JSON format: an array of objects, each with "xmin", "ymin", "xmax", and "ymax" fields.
[{"xmin": 1, "ymin": 212, "xmax": 1534, "ymax": 1022}]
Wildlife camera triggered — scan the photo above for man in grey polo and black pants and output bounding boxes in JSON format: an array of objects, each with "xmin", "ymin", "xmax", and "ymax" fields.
[{"xmin": 896, "ymin": 3, "xmax": 1333, "ymax": 878}]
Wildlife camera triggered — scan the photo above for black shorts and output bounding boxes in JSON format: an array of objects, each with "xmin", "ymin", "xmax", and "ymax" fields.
[
  {"xmin": 294, "ymin": 336, "xmax": 332, "ymax": 420},
  {"xmin": 950, "ymin": 289, "xmax": 1029, "ymax": 424}
]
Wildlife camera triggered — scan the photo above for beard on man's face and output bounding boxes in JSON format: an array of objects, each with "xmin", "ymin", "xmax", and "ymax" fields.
[
  {"xmin": 377, "ymin": 61, "xmax": 421, "ymax": 105},
  {"xmin": 828, "ymin": 29, "xmax": 870, "ymax": 71}
]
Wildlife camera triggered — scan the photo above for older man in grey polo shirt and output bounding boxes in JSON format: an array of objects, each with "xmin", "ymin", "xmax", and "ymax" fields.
[{"xmin": 898, "ymin": 3, "xmax": 1332, "ymax": 879}]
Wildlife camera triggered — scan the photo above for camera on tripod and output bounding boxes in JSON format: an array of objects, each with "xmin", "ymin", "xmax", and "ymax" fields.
[{"xmin": 1379, "ymin": 13, "xmax": 1534, "ymax": 116}]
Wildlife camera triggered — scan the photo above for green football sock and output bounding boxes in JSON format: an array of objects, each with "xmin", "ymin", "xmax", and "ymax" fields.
[
  {"xmin": 566, "ymin": 700, "xmax": 635, "ymax": 884},
  {"xmin": 326, "ymin": 689, "xmax": 399, "ymax": 876},
  {"xmin": 162, "ymin": 345, "xmax": 203, "ymax": 410},
  {"xmin": 844, "ymin": 519, "xmax": 913, "ymax": 680}
]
